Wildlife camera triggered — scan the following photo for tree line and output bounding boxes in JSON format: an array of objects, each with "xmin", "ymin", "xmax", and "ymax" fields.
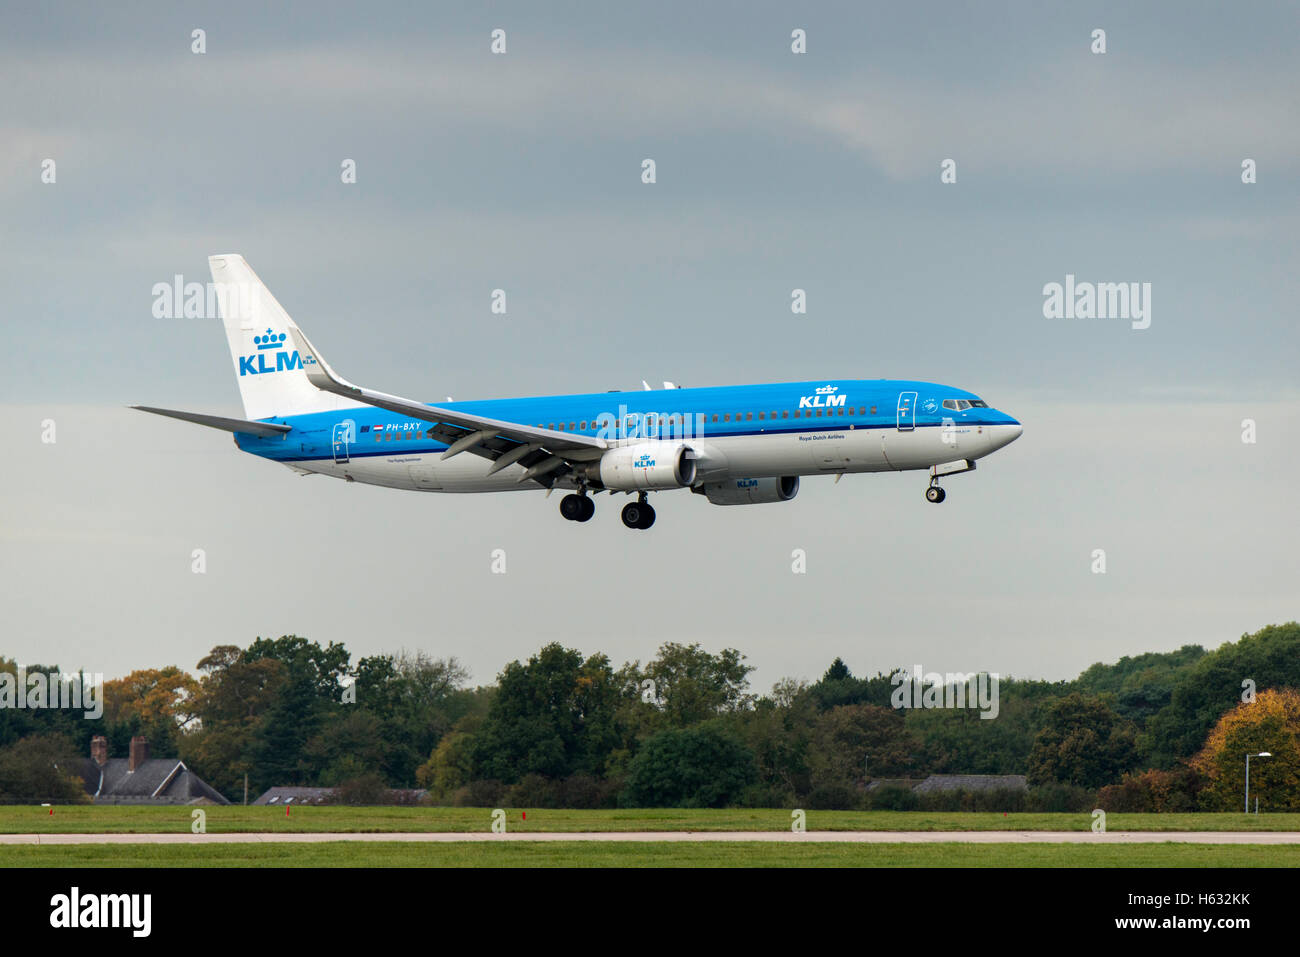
[{"xmin": 2, "ymin": 623, "xmax": 1298, "ymax": 810}]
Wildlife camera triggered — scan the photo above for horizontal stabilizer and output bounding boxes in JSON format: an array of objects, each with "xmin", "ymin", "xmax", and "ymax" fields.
[{"xmin": 130, "ymin": 406, "xmax": 291, "ymax": 437}]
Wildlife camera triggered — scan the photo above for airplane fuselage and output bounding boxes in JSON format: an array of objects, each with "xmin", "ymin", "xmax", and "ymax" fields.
[{"xmin": 234, "ymin": 378, "xmax": 1022, "ymax": 493}]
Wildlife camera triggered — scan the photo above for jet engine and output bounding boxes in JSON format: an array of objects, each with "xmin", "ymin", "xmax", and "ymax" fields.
[
  {"xmin": 596, "ymin": 442, "xmax": 697, "ymax": 490},
  {"xmin": 697, "ymin": 476, "xmax": 799, "ymax": 505}
]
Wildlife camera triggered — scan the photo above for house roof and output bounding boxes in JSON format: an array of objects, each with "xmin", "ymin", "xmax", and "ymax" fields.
[
  {"xmin": 253, "ymin": 786, "xmax": 334, "ymax": 806},
  {"xmin": 913, "ymin": 774, "xmax": 1028, "ymax": 793},
  {"xmin": 253, "ymin": 786, "xmax": 429, "ymax": 806},
  {"xmin": 864, "ymin": 778, "xmax": 926, "ymax": 792},
  {"xmin": 79, "ymin": 758, "xmax": 229, "ymax": 804}
]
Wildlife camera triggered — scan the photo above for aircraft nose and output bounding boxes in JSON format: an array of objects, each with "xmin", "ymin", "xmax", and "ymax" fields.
[{"xmin": 986, "ymin": 420, "xmax": 1022, "ymax": 452}]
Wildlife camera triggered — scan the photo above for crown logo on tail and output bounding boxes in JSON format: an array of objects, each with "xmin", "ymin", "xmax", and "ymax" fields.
[{"xmin": 254, "ymin": 329, "xmax": 288, "ymax": 351}]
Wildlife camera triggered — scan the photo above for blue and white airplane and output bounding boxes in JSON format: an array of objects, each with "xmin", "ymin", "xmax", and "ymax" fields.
[{"xmin": 135, "ymin": 255, "xmax": 1022, "ymax": 530}]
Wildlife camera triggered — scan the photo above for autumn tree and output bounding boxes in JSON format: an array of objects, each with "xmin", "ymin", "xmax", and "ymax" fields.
[
  {"xmin": 1190, "ymin": 688, "xmax": 1300, "ymax": 811},
  {"xmin": 102, "ymin": 666, "xmax": 198, "ymax": 757}
]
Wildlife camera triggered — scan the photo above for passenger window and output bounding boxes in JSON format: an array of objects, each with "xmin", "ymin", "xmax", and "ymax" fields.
[
  {"xmin": 712, "ymin": 414, "xmax": 718, "ymax": 423},
  {"xmin": 816, "ymin": 409, "xmax": 823, "ymax": 417},
  {"xmin": 375, "ymin": 433, "xmax": 382, "ymax": 442},
  {"xmin": 870, "ymin": 406, "xmax": 877, "ymax": 415},
  {"xmin": 745, "ymin": 412, "xmax": 752, "ymax": 421},
  {"xmin": 836, "ymin": 407, "xmax": 844, "ymax": 415},
  {"xmin": 794, "ymin": 410, "xmax": 801, "ymax": 418},
  {"xmin": 782, "ymin": 410, "xmax": 789, "ymax": 419},
  {"xmin": 724, "ymin": 413, "xmax": 731, "ymax": 422}
]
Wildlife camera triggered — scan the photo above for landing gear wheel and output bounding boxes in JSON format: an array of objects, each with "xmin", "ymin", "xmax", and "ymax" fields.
[
  {"xmin": 925, "ymin": 486, "xmax": 946, "ymax": 504},
  {"xmin": 577, "ymin": 495, "xmax": 595, "ymax": 522},
  {"xmin": 622, "ymin": 501, "xmax": 655, "ymax": 529},
  {"xmin": 560, "ymin": 494, "xmax": 585, "ymax": 521}
]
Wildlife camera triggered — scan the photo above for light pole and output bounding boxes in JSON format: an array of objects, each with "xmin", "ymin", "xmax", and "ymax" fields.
[{"xmin": 1245, "ymin": 752, "xmax": 1272, "ymax": 813}]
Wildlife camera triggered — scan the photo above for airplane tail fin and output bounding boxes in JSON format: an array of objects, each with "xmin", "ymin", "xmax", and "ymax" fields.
[{"xmin": 208, "ymin": 254, "xmax": 363, "ymax": 421}]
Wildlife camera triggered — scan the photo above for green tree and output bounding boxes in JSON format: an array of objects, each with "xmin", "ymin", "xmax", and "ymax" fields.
[
  {"xmin": 805, "ymin": 659, "xmax": 895, "ymax": 711},
  {"xmin": 180, "ymin": 645, "xmax": 287, "ymax": 798},
  {"xmin": 1027, "ymin": 693, "xmax": 1137, "ymax": 788},
  {"xmin": 1143, "ymin": 624, "xmax": 1300, "ymax": 766},
  {"xmin": 808, "ymin": 704, "xmax": 921, "ymax": 789},
  {"xmin": 350, "ymin": 652, "xmax": 472, "ymax": 784},
  {"xmin": 622, "ymin": 724, "xmax": 757, "ymax": 807},
  {"xmin": 472, "ymin": 644, "xmax": 621, "ymax": 783},
  {"xmin": 636, "ymin": 642, "xmax": 755, "ymax": 727},
  {"xmin": 0, "ymin": 733, "xmax": 90, "ymax": 803}
]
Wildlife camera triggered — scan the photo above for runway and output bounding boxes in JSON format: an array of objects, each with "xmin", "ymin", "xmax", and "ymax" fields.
[{"xmin": 3, "ymin": 830, "xmax": 1298, "ymax": 845}]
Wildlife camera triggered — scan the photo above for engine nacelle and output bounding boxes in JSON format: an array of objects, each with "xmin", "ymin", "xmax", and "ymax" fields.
[
  {"xmin": 698, "ymin": 476, "xmax": 799, "ymax": 506},
  {"xmin": 598, "ymin": 442, "xmax": 697, "ymax": 490}
]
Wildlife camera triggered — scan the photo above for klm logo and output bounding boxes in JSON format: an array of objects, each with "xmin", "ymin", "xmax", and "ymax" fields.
[
  {"xmin": 737, "ymin": 479, "xmax": 758, "ymax": 488},
  {"xmin": 799, "ymin": 384, "xmax": 846, "ymax": 409},
  {"xmin": 634, "ymin": 454, "xmax": 656, "ymax": 468},
  {"xmin": 239, "ymin": 328, "xmax": 314, "ymax": 376}
]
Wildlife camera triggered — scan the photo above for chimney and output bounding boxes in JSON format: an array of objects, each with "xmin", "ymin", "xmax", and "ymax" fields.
[
  {"xmin": 128, "ymin": 736, "xmax": 150, "ymax": 772},
  {"xmin": 90, "ymin": 735, "xmax": 108, "ymax": 767}
]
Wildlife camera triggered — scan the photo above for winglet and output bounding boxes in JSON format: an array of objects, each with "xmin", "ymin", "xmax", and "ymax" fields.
[{"xmin": 287, "ymin": 327, "xmax": 361, "ymax": 398}]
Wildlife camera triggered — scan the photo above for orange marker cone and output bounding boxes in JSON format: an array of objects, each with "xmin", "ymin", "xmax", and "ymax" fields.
[
  {"xmin": 49, "ymin": 807, "xmax": 54, "ymax": 816},
  {"xmin": 286, "ymin": 805, "xmax": 290, "ymax": 817},
  {"xmin": 522, "ymin": 811, "xmax": 526, "ymax": 820}
]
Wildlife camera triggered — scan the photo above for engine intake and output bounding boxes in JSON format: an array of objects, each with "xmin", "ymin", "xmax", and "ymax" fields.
[
  {"xmin": 598, "ymin": 442, "xmax": 697, "ymax": 490},
  {"xmin": 698, "ymin": 476, "xmax": 799, "ymax": 506}
]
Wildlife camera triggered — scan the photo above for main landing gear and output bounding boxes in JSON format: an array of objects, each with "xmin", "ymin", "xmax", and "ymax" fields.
[
  {"xmin": 925, "ymin": 480, "xmax": 947, "ymax": 504},
  {"xmin": 621, "ymin": 493, "xmax": 656, "ymax": 530},
  {"xmin": 559, "ymin": 493, "xmax": 595, "ymax": 522},
  {"xmin": 561, "ymin": 490, "xmax": 655, "ymax": 528}
]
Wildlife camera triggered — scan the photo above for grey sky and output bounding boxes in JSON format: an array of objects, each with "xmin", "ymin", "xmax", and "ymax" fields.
[{"xmin": 2, "ymin": 3, "xmax": 1297, "ymax": 691}]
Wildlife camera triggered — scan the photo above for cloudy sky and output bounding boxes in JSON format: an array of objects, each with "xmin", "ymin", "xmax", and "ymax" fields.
[{"xmin": 2, "ymin": 2, "xmax": 1297, "ymax": 692}]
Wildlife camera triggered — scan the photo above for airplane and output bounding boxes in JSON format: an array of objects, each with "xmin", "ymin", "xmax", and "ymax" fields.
[{"xmin": 134, "ymin": 255, "xmax": 1023, "ymax": 530}]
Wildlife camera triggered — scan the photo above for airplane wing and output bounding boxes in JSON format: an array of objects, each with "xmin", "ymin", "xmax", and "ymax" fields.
[{"xmin": 287, "ymin": 327, "xmax": 608, "ymax": 485}]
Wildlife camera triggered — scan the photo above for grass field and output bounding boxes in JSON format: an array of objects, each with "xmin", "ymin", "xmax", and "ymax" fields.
[
  {"xmin": 2, "ymin": 841, "xmax": 1297, "ymax": 867},
  {"xmin": 4, "ymin": 805, "xmax": 1299, "ymax": 834}
]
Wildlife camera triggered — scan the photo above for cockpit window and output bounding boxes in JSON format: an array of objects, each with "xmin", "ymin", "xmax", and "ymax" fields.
[
  {"xmin": 944, "ymin": 398, "xmax": 982, "ymax": 410},
  {"xmin": 942, "ymin": 399, "xmax": 957, "ymax": 411},
  {"xmin": 969, "ymin": 399, "xmax": 988, "ymax": 408}
]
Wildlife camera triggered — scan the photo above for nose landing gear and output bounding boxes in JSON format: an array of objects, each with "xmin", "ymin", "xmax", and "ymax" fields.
[{"xmin": 925, "ymin": 482, "xmax": 946, "ymax": 504}]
